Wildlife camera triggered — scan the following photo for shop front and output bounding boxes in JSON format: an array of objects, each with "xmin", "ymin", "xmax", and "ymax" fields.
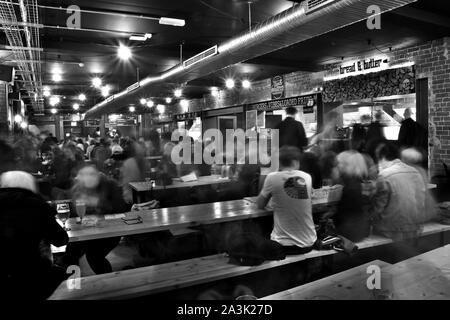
[{"xmin": 173, "ymin": 111, "xmax": 202, "ymax": 141}]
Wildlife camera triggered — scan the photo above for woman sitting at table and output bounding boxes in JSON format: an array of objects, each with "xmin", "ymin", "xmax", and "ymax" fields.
[
  {"xmin": 330, "ymin": 150, "xmax": 371, "ymax": 242},
  {"xmin": 63, "ymin": 163, "xmax": 128, "ymax": 274}
]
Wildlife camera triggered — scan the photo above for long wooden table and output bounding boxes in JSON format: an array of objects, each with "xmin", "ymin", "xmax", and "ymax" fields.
[
  {"xmin": 263, "ymin": 245, "xmax": 450, "ymax": 300},
  {"xmin": 64, "ymin": 196, "xmax": 336, "ymax": 243},
  {"xmin": 129, "ymin": 175, "xmax": 233, "ymax": 203}
]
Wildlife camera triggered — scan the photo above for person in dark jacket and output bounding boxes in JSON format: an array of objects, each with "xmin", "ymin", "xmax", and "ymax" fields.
[
  {"xmin": 63, "ymin": 163, "xmax": 128, "ymax": 274},
  {"xmin": 398, "ymin": 108, "xmax": 423, "ymax": 149},
  {"xmin": 0, "ymin": 171, "xmax": 69, "ymax": 300},
  {"xmin": 276, "ymin": 106, "xmax": 308, "ymax": 152}
]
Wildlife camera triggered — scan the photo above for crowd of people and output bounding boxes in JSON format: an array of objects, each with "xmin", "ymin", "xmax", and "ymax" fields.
[{"xmin": 0, "ymin": 107, "xmax": 438, "ymax": 300}]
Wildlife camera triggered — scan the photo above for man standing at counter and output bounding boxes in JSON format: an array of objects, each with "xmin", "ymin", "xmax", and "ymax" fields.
[{"xmin": 276, "ymin": 106, "xmax": 308, "ymax": 152}]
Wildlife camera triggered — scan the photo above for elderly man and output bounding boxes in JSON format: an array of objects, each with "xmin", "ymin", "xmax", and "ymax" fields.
[{"xmin": 0, "ymin": 171, "xmax": 68, "ymax": 300}]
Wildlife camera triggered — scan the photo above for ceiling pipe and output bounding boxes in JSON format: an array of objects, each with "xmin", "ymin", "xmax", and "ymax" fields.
[{"xmin": 84, "ymin": 0, "xmax": 417, "ymax": 119}]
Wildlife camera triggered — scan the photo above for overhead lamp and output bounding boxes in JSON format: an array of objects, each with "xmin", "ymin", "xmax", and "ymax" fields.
[
  {"xmin": 50, "ymin": 108, "xmax": 57, "ymax": 114},
  {"xmin": 146, "ymin": 100, "xmax": 154, "ymax": 108},
  {"xmin": 210, "ymin": 87, "xmax": 219, "ymax": 97},
  {"xmin": 129, "ymin": 106, "xmax": 135, "ymax": 113},
  {"xmin": 225, "ymin": 79, "xmax": 235, "ymax": 89},
  {"xmin": 174, "ymin": 89, "xmax": 182, "ymax": 97},
  {"xmin": 92, "ymin": 77, "xmax": 102, "ymax": 88},
  {"xmin": 52, "ymin": 74, "xmax": 62, "ymax": 82},
  {"xmin": 157, "ymin": 104, "xmax": 166, "ymax": 114},
  {"xmin": 73, "ymin": 103, "xmax": 80, "ymax": 111},
  {"xmin": 129, "ymin": 33, "xmax": 152, "ymax": 41},
  {"xmin": 101, "ymin": 85, "xmax": 111, "ymax": 97},
  {"xmin": 165, "ymin": 97, "xmax": 172, "ymax": 104},
  {"xmin": 49, "ymin": 96, "xmax": 60, "ymax": 106},
  {"xmin": 78, "ymin": 94, "xmax": 86, "ymax": 101},
  {"xmin": 14, "ymin": 114, "xmax": 23, "ymax": 123},
  {"xmin": 140, "ymin": 98, "xmax": 147, "ymax": 105},
  {"xmin": 159, "ymin": 17, "xmax": 185, "ymax": 27},
  {"xmin": 242, "ymin": 79, "xmax": 251, "ymax": 89},
  {"xmin": 43, "ymin": 89, "xmax": 51, "ymax": 97},
  {"xmin": 20, "ymin": 121, "xmax": 28, "ymax": 129},
  {"xmin": 118, "ymin": 44, "xmax": 132, "ymax": 60}
]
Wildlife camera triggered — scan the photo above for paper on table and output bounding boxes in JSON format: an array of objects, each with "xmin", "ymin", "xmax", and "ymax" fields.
[
  {"xmin": 180, "ymin": 172, "xmax": 198, "ymax": 182},
  {"xmin": 104, "ymin": 213, "xmax": 126, "ymax": 220}
]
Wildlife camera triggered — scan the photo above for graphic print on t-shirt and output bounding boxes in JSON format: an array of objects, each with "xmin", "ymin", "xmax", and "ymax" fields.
[{"xmin": 283, "ymin": 176, "xmax": 309, "ymax": 199}]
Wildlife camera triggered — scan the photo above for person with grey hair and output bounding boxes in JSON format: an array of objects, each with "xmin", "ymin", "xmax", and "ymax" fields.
[{"xmin": 0, "ymin": 171, "xmax": 68, "ymax": 300}]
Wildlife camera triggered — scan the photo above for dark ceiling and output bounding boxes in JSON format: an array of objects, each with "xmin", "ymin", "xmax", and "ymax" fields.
[{"xmin": 3, "ymin": 0, "xmax": 450, "ymax": 114}]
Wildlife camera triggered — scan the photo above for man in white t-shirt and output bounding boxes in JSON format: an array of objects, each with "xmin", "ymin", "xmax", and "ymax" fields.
[{"xmin": 257, "ymin": 146, "xmax": 317, "ymax": 254}]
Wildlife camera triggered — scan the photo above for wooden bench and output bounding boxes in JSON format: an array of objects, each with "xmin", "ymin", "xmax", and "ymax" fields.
[{"xmin": 48, "ymin": 222, "xmax": 450, "ymax": 300}]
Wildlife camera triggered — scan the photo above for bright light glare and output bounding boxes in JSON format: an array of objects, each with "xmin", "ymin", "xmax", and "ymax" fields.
[
  {"xmin": 140, "ymin": 98, "xmax": 147, "ymax": 105},
  {"xmin": 174, "ymin": 89, "xmax": 182, "ymax": 97},
  {"xmin": 210, "ymin": 87, "xmax": 219, "ymax": 97},
  {"xmin": 20, "ymin": 122, "xmax": 28, "ymax": 129},
  {"xmin": 165, "ymin": 97, "xmax": 172, "ymax": 104},
  {"xmin": 49, "ymin": 96, "xmax": 60, "ymax": 106},
  {"xmin": 14, "ymin": 114, "xmax": 23, "ymax": 123},
  {"xmin": 52, "ymin": 74, "xmax": 62, "ymax": 82},
  {"xmin": 242, "ymin": 79, "xmax": 251, "ymax": 89},
  {"xmin": 118, "ymin": 45, "xmax": 132, "ymax": 60},
  {"xmin": 50, "ymin": 108, "xmax": 57, "ymax": 114},
  {"xmin": 78, "ymin": 94, "xmax": 86, "ymax": 101},
  {"xmin": 180, "ymin": 99, "xmax": 189, "ymax": 112},
  {"xmin": 101, "ymin": 85, "xmax": 110, "ymax": 97},
  {"xmin": 225, "ymin": 79, "xmax": 235, "ymax": 89},
  {"xmin": 129, "ymin": 106, "xmax": 135, "ymax": 112},
  {"xmin": 92, "ymin": 77, "xmax": 102, "ymax": 88},
  {"xmin": 146, "ymin": 100, "xmax": 154, "ymax": 108},
  {"xmin": 157, "ymin": 104, "xmax": 165, "ymax": 114},
  {"xmin": 73, "ymin": 103, "xmax": 80, "ymax": 110}
]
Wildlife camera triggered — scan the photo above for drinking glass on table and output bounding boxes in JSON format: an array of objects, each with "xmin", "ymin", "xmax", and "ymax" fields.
[
  {"xmin": 57, "ymin": 209, "xmax": 70, "ymax": 231},
  {"xmin": 75, "ymin": 199, "xmax": 86, "ymax": 224},
  {"xmin": 145, "ymin": 177, "xmax": 152, "ymax": 190}
]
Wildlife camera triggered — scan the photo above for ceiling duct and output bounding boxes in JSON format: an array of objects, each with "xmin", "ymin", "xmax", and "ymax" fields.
[
  {"xmin": 0, "ymin": 0, "xmax": 43, "ymax": 111},
  {"xmin": 85, "ymin": 0, "xmax": 417, "ymax": 119}
]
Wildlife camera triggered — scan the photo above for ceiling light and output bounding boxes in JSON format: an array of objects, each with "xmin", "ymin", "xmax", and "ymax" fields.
[
  {"xmin": 78, "ymin": 63, "xmax": 85, "ymax": 68},
  {"xmin": 49, "ymin": 96, "xmax": 60, "ymax": 106},
  {"xmin": 50, "ymin": 108, "xmax": 57, "ymax": 114},
  {"xmin": 174, "ymin": 89, "xmax": 182, "ymax": 97},
  {"xmin": 242, "ymin": 79, "xmax": 251, "ymax": 89},
  {"xmin": 118, "ymin": 44, "xmax": 132, "ymax": 60},
  {"xmin": 43, "ymin": 89, "xmax": 51, "ymax": 97},
  {"xmin": 129, "ymin": 33, "xmax": 152, "ymax": 41},
  {"xmin": 129, "ymin": 106, "xmax": 135, "ymax": 113},
  {"xmin": 157, "ymin": 104, "xmax": 165, "ymax": 114},
  {"xmin": 52, "ymin": 74, "xmax": 62, "ymax": 82},
  {"xmin": 92, "ymin": 77, "xmax": 102, "ymax": 88},
  {"xmin": 165, "ymin": 97, "xmax": 172, "ymax": 104},
  {"xmin": 78, "ymin": 94, "xmax": 86, "ymax": 101},
  {"xmin": 101, "ymin": 85, "xmax": 110, "ymax": 97},
  {"xmin": 210, "ymin": 87, "xmax": 219, "ymax": 97},
  {"xmin": 159, "ymin": 17, "xmax": 185, "ymax": 27},
  {"xmin": 14, "ymin": 114, "xmax": 23, "ymax": 123},
  {"xmin": 140, "ymin": 98, "xmax": 147, "ymax": 105},
  {"xmin": 225, "ymin": 79, "xmax": 235, "ymax": 89},
  {"xmin": 20, "ymin": 121, "xmax": 28, "ymax": 129},
  {"xmin": 73, "ymin": 103, "xmax": 80, "ymax": 111},
  {"xmin": 146, "ymin": 100, "xmax": 154, "ymax": 108}
]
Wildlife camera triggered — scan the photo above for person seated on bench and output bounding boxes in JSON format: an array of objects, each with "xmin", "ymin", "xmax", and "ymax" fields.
[
  {"xmin": 256, "ymin": 146, "xmax": 317, "ymax": 255},
  {"xmin": 0, "ymin": 171, "xmax": 68, "ymax": 300},
  {"xmin": 369, "ymin": 142, "xmax": 426, "ymax": 241},
  {"xmin": 62, "ymin": 163, "xmax": 128, "ymax": 274}
]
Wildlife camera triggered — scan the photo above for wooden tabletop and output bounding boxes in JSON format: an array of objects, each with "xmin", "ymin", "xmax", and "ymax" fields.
[
  {"xmin": 262, "ymin": 260, "xmax": 392, "ymax": 300},
  {"xmin": 64, "ymin": 195, "xmax": 338, "ymax": 242},
  {"xmin": 129, "ymin": 175, "xmax": 232, "ymax": 192},
  {"xmin": 263, "ymin": 245, "xmax": 450, "ymax": 300},
  {"xmin": 376, "ymin": 244, "xmax": 450, "ymax": 300}
]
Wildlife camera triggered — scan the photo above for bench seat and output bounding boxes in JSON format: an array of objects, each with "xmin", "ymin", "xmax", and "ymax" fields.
[{"xmin": 49, "ymin": 222, "xmax": 450, "ymax": 300}]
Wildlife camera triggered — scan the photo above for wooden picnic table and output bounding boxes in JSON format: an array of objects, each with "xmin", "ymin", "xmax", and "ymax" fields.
[
  {"xmin": 63, "ymin": 195, "xmax": 337, "ymax": 243},
  {"xmin": 129, "ymin": 175, "xmax": 233, "ymax": 203},
  {"xmin": 263, "ymin": 245, "xmax": 450, "ymax": 300}
]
